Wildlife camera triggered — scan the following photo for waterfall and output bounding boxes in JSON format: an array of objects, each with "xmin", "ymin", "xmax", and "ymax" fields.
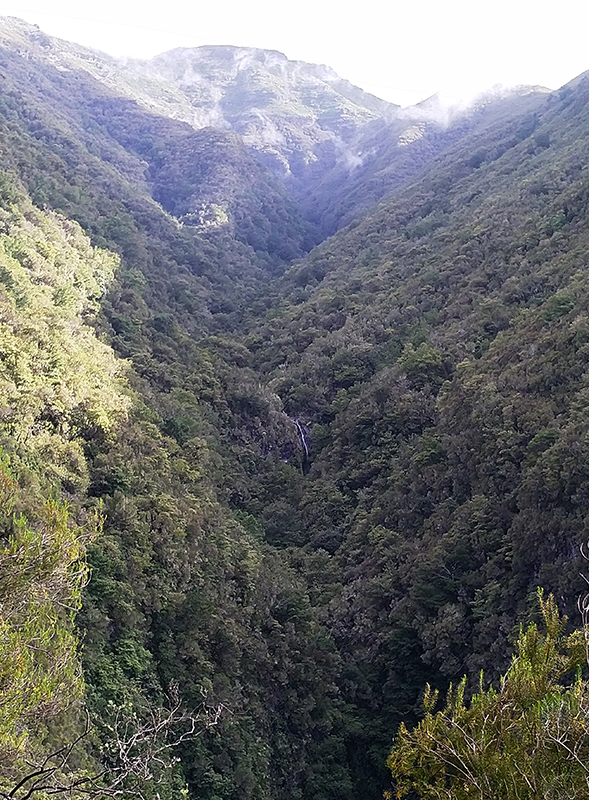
[{"xmin": 294, "ymin": 418, "xmax": 309, "ymax": 460}]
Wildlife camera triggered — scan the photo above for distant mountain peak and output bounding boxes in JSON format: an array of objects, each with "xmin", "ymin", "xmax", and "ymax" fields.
[{"xmin": 130, "ymin": 44, "xmax": 402, "ymax": 175}]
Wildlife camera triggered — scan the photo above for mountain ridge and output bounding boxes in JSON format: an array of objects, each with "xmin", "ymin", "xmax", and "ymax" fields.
[{"xmin": 0, "ymin": 14, "xmax": 551, "ymax": 238}]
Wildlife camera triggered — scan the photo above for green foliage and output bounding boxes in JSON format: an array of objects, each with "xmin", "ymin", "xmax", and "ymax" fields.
[
  {"xmin": 0, "ymin": 457, "xmax": 96, "ymax": 773},
  {"xmin": 0, "ymin": 178, "xmax": 139, "ymax": 791},
  {"xmin": 6, "ymin": 25, "xmax": 589, "ymax": 800},
  {"xmin": 388, "ymin": 593, "xmax": 589, "ymax": 799},
  {"xmin": 0, "ymin": 190, "xmax": 130, "ymax": 494},
  {"xmin": 398, "ymin": 343, "xmax": 449, "ymax": 390}
]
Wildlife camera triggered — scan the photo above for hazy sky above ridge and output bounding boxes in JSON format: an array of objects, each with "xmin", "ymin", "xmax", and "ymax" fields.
[{"xmin": 1, "ymin": 0, "xmax": 588, "ymax": 107}]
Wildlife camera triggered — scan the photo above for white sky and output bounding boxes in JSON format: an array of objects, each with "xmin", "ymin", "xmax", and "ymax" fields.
[{"xmin": 1, "ymin": 1, "xmax": 589, "ymax": 107}]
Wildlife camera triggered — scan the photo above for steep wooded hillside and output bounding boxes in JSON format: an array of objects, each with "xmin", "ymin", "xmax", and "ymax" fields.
[
  {"xmin": 0, "ymin": 16, "xmax": 548, "ymax": 238},
  {"xmin": 2, "ymin": 14, "xmax": 589, "ymax": 800},
  {"xmin": 0, "ymin": 181, "xmax": 128, "ymax": 787},
  {"xmin": 239, "ymin": 67, "xmax": 589, "ymax": 794},
  {"xmin": 0, "ymin": 18, "xmax": 397, "ymax": 184}
]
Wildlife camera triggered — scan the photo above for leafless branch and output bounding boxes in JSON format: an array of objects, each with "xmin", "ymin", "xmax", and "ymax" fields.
[{"xmin": 0, "ymin": 685, "xmax": 226, "ymax": 800}]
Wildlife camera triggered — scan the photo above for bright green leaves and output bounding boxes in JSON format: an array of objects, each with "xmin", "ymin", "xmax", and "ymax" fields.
[
  {"xmin": 0, "ymin": 179, "xmax": 136, "ymax": 783},
  {"xmin": 0, "ymin": 183, "xmax": 130, "ymax": 492},
  {"xmin": 0, "ymin": 460, "xmax": 98, "ymax": 769},
  {"xmin": 387, "ymin": 592, "xmax": 589, "ymax": 800}
]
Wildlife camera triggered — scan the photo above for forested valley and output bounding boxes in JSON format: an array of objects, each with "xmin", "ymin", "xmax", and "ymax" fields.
[{"xmin": 3, "ymin": 15, "xmax": 589, "ymax": 800}]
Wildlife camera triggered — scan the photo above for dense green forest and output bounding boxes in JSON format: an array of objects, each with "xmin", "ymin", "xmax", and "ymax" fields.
[{"xmin": 3, "ymin": 15, "xmax": 589, "ymax": 800}]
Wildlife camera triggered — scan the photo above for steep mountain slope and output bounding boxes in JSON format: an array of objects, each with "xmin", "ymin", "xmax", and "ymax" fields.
[
  {"xmin": 236, "ymin": 68, "xmax": 589, "ymax": 794},
  {"xmin": 303, "ymin": 86, "xmax": 550, "ymax": 234},
  {"xmin": 0, "ymin": 16, "xmax": 317, "ymax": 277},
  {"xmin": 0, "ymin": 21, "xmax": 353, "ymax": 800},
  {"xmin": 0, "ymin": 17, "xmax": 398, "ymax": 183},
  {"xmin": 143, "ymin": 45, "xmax": 396, "ymax": 175},
  {"xmin": 0, "ymin": 15, "xmax": 550, "ymax": 240},
  {"xmin": 0, "ymin": 181, "xmax": 130, "ymax": 787},
  {"xmin": 3, "ymin": 13, "xmax": 589, "ymax": 800}
]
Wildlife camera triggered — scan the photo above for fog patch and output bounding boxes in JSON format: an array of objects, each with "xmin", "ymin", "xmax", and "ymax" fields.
[{"xmin": 403, "ymin": 83, "xmax": 550, "ymax": 127}]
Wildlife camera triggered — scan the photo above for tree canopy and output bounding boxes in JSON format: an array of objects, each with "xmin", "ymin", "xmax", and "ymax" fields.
[{"xmin": 388, "ymin": 592, "xmax": 589, "ymax": 800}]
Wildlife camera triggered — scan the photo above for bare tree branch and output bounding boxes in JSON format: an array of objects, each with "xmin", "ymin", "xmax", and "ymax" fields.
[{"xmin": 0, "ymin": 685, "xmax": 226, "ymax": 800}]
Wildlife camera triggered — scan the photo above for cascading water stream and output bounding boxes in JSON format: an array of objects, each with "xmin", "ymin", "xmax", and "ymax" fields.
[{"xmin": 293, "ymin": 419, "xmax": 309, "ymax": 460}]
